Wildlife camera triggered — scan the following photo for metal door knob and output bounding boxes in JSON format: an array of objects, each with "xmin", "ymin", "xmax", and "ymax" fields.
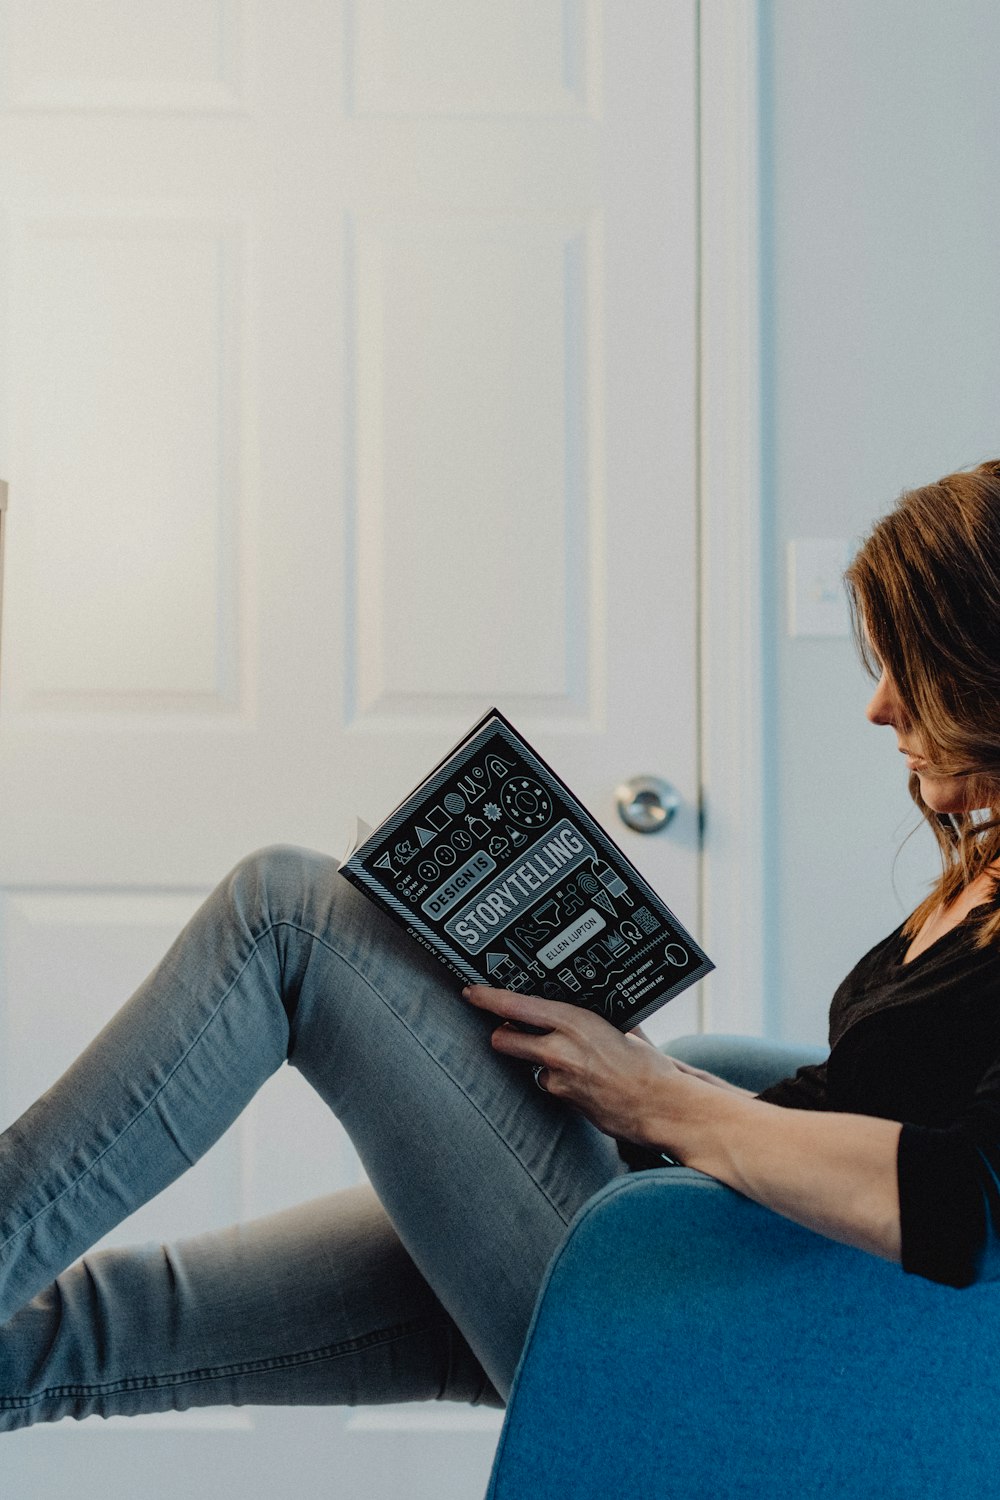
[{"xmin": 615, "ymin": 776, "xmax": 680, "ymax": 834}]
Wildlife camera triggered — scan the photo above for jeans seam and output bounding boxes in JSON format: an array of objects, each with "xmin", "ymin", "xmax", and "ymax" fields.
[
  {"xmin": 0, "ymin": 928, "xmax": 275, "ymax": 1259},
  {"xmin": 280, "ymin": 920, "xmax": 575, "ymax": 1229},
  {"xmin": 1, "ymin": 909, "xmax": 570, "ymax": 1270},
  {"xmin": 0, "ymin": 1313, "xmax": 450, "ymax": 1410}
]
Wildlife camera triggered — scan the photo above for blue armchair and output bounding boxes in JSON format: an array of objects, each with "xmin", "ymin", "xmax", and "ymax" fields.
[{"xmin": 485, "ymin": 1039, "xmax": 1000, "ymax": 1499}]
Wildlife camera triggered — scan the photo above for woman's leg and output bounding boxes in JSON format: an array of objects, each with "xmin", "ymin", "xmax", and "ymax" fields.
[
  {"xmin": 0, "ymin": 1184, "xmax": 501, "ymax": 1430},
  {"xmin": 0, "ymin": 845, "xmax": 626, "ymax": 1408}
]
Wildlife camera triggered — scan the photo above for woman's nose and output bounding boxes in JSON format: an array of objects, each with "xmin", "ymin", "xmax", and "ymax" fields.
[{"xmin": 866, "ymin": 672, "xmax": 897, "ymax": 726}]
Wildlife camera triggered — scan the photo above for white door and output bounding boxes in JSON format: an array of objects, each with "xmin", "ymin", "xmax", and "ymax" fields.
[{"xmin": 0, "ymin": 3, "xmax": 699, "ymax": 1495}]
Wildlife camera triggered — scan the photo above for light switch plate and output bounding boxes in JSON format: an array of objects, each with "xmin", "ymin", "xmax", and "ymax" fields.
[{"xmin": 787, "ymin": 538, "xmax": 851, "ymax": 637}]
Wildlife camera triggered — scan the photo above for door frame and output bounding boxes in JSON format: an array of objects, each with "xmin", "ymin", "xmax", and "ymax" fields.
[{"xmin": 698, "ymin": 1, "xmax": 767, "ymax": 1036}]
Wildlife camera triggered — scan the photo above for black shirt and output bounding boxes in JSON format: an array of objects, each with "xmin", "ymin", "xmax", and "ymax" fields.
[{"xmin": 757, "ymin": 910, "xmax": 1000, "ymax": 1288}]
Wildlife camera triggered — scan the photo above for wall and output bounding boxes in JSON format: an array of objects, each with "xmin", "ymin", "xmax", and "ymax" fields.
[{"xmin": 759, "ymin": 0, "xmax": 1000, "ymax": 1041}]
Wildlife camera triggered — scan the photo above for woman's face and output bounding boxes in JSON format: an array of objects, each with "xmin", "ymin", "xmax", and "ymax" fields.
[{"xmin": 865, "ymin": 668, "xmax": 986, "ymax": 814}]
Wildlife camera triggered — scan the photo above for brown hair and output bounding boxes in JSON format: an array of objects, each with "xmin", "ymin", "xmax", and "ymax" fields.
[{"xmin": 844, "ymin": 459, "xmax": 1000, "ymax": 949}]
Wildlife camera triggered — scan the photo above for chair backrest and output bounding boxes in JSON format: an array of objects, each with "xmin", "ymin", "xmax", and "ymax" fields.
[{"xmin": 487, "ymin": 1169, "xmax": 1000, "ymax": 1498}]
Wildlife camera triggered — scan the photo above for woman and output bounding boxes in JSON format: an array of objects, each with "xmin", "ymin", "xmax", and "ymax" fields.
[{"xmin": 2, "ymin": 460, "xmax": 999, "ymax": 1429}]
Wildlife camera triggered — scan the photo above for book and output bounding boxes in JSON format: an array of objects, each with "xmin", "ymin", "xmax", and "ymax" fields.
[{"xmin": 339, "ymin": 707, "xmax": 713, "ymax": 1031}]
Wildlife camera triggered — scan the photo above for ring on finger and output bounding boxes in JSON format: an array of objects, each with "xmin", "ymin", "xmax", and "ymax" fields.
[{"xmin": 532, "ymin": 1064, "xmax": 549, "ymax": 1093}]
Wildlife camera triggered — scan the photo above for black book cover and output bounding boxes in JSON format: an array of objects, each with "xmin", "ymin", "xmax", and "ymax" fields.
[{"xmin": 339, "ymin": 707, "xmax": 713, "ymax": 1032}]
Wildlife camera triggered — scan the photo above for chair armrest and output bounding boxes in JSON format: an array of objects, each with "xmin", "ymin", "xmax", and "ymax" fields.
[{"xmin": 486, "ymin": 1169, "xmax": 1000, "ymax": 1499}]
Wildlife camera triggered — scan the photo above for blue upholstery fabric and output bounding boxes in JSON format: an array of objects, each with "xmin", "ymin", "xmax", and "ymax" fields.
[{"xmin": 486, "ymin": 1169, "xmax": 1000, "ymax": 1498}]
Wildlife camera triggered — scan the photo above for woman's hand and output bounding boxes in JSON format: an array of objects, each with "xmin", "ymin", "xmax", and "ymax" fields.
[
  {"xmin": 462, "ymin": 988, "xmax": 904, "ymax": 1264},
  {"xmin": 462, "ymin": 984, "xmax": 688, "ymax": 1147}
]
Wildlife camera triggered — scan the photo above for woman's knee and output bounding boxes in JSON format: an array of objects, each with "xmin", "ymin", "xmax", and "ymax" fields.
[{"xmin": 225, "ymin": 844, "xmax": 338, "ymax": 923}]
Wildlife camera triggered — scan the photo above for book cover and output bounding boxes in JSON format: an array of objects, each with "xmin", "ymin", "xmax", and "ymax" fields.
[{"xmin": 339, "ymin": 707, "xmax": 713, "ymax": 1031}]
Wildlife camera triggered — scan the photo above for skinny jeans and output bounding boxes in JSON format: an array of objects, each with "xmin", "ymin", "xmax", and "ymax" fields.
[{"xmin": 0, "ymin": 845, "xmax": 819, "ymax": 1429}]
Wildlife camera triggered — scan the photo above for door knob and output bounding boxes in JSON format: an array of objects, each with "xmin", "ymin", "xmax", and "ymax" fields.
[{"xmin": 615, "ymin": 776, "xmax": 680, "ymax": 834}]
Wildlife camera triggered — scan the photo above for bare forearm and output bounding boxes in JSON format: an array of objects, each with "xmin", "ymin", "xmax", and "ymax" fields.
[
  {"xmin": 649, "ymin": 1077, "xmax": 902, "ymax": 1263},
  {"xmin": 669, "ymin": 1058, "xmax": 756, "ymax": 1097},
  {"xmin": 629, "ymin": 1034, "xmax": 754, "ymax": 1098},
  {"xmin": 471, "ymin": 987, "xmax": 900, "ymax": 1261}
]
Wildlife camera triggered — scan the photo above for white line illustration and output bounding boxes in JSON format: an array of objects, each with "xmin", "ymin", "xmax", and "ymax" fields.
[
  {"xmin": 584, "ymin": 938, "xmax": 618, "ymax": 970},
  {"xmin": 454, "ymin": 772, "xmax": 485, "ymax": 804},
  {"xmin": 556, "ymin": 880, "xmax": 585, "ymax": 920},
  {"xmin": 591, "ymin": 888, "xmax": 618, "ymax": 919},
  {"xmin": 584, "ymin": 946, "xmax": 625, "ymax": 988},
  {"xmin": 533, "ymin": 898, "xmax": 563, "ymax": 930},
  {"xmin": 577, "ymin": 870, "xmax": 615, "ymax": 916},
  {"xmin": 506, "ymin": 936, "xmax": 546, "ymax": 980},
  {"xmin": 501, "ymin": 777, "xmax": 553, "ymax": 829},
  {"xmin": 484, "ymin": 753, "xmax": 516, "ymax": 785},
  {"xmin": 591, "ymin": 857, "xmax": 634, "ymax": 907},
  {"xmin": 486, "ymin": 951, "xmax": 516, "ymax": 983},
  {"xmin": 513, "ymin": 918, "xmax": 549, "ymax": 949}
]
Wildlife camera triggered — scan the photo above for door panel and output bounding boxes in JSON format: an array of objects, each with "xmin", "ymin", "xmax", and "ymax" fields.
[{"xmin": 0, "ymin": 4, "xmax": 698, "ymax": 1494}]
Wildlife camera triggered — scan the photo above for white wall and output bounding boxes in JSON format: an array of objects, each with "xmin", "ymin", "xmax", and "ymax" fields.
[{"xmin": 759, "ymin": 0, "xmax": 1000, "ymax": 1041}]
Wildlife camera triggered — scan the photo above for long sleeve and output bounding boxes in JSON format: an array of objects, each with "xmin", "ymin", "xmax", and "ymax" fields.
[
  {"xmin": 697, "ymin": 911, "xmax": 1000, "ymax": 1287},
  {"xmin": 896, "ymin": 1056, "xmax": 1000, "ymax": 1288},
  {"xmin": 755, "ymin": 1062, "xmax": 830, "ymax": 1112}
]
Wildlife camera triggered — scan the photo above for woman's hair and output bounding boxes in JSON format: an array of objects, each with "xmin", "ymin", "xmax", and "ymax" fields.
[{"xmin": 844, "ymin": 458, "xmax": 1000, "ymax": 948}]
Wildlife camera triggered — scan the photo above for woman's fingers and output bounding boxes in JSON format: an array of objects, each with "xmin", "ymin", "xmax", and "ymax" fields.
[
  {"xmin": 461, "ymin": 983, "xmax": 666, "ymax": 1135},
  {"xmin": 491, "ymin": 1030, "xmax": 563, "ymax": 1075},
  {"xmin": 461, "ymin": 985, "xmax": 586, "ymax": 1073},
  {"xmin": 461, "ymin": 983, "xmax": 577, "ymax": 1032}
]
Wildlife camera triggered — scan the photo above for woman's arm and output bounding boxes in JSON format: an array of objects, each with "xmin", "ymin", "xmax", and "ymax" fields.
[
  {"xmin": 628, "ymin": 1026, "xmax": 755, "ymax": 1096},
  {"xmin": 466, "ymin": 985, "xmax": 901, "ymax": 1265},
  {"xmin": 667, "ymin": 1058, "xmax": 757, "ymax": 1097},
  {"xmin": 649, "ymin": 1075, "xmax": 902, "ymax": 1263}
]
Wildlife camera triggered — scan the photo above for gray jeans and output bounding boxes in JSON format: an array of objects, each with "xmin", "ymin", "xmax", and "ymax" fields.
[{"xmin": 0, "ymin": 846, "xmax": 819, "ymax": 1428}]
